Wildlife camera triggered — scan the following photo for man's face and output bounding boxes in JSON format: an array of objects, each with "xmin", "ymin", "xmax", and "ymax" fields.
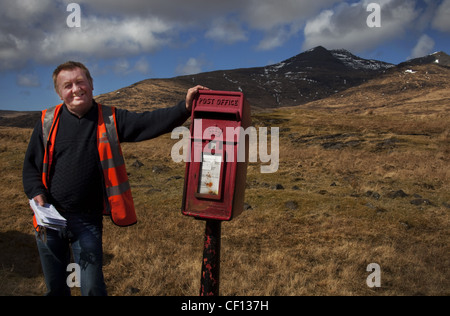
[{"xmin": 56, "ymin": 67, "xmax": 94, "ymax": 117}]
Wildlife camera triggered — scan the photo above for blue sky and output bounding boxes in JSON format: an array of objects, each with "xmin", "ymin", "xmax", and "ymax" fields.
[{"xmin": 0, "ymin": 0, "xmax": 449, "ymax": 112}]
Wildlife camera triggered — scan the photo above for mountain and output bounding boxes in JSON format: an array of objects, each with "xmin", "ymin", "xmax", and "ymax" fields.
[
  {"xmin": 1, "ymin": 47, "xmax": 448, "ymax": 128},
  {"xmin": 96, "ymin": 46, "xmax": 397, "ymax": 110},
  {"xmin": 0, "ymin": 110, "xmax": 41, "ymax": 128},
  {"xmin": 171, "ymin": 46, "xmax": 395, "ymax": 109},
  {"xmin": 399, "ymin": 51, "xmax": 450, "ymax": 68},
  {"xmin": 300, "ymin": 62, "xmax": 450, "ymax": 116}
]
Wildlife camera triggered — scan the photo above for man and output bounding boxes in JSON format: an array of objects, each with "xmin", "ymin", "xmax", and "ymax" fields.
[{"xmin": 23, "ymin": 61, "xmax": 207, "ymax": 295}]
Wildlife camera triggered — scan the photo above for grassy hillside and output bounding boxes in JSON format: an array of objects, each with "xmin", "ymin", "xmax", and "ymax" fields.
[
  {"xmin": 1, "ymin": 114, "xmax": 448, "ymax": 295},
  {"xmin": 0, "ymin": 64, "xmax": 449, "ymax": 296}
]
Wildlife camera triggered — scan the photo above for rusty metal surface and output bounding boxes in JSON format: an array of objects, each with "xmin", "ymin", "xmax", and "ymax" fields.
[{"xmin": 200, "ymin": 220, "xmax": 221, "ymax": 296}]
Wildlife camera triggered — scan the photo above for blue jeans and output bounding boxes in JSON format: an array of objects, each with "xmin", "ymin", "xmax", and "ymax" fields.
[{"xmin": 35, "ymin": 212, "xmax": 107, "ymax": 296}]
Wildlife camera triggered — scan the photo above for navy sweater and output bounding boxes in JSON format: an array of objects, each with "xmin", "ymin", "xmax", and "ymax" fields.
[{"xmin": 23, "ymin": 101, "xmax": 190, "ymax": 213}]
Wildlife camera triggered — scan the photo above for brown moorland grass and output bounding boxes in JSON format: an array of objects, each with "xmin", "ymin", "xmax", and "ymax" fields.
[
  {"xmin": 1, "ymin": 64, "xmax": 449, "ymax": 295},
  {"xmin": 0, "ymin": 92, "xmax": 448, "ymax": 296}
]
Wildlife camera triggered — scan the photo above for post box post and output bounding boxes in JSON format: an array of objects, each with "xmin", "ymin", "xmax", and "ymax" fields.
[
  {"xmin": 182, "ymin": 90, "xmax": 251, "ymax": 296},
  {"xmin": 200, "ymin": 220, "xmax": 221, "ymax": 296}
]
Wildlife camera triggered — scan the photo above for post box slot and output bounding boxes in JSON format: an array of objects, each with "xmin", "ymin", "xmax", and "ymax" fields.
[
  {"xmin": 192, "ymin": 118, "xmax": 241, "ymax": 143},
  {"xmin": 194, "ymin": 111, "xmax": 241, "ymax": 122}
]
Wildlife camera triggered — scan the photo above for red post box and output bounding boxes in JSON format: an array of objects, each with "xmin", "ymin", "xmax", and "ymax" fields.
[{"xmin": 182, "ymin": 90, "xmax": 251, "ymax": 221}]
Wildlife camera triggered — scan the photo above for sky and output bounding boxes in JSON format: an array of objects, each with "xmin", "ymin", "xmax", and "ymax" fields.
[{"xmin": 0, "ymin": 0, "xmax": 449, "ymax": 112}]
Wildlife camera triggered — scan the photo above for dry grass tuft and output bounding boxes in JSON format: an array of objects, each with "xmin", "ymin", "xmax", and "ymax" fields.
[{"xmin": 1, "ymin": 77, "xmax": 449, "ymax": 295}]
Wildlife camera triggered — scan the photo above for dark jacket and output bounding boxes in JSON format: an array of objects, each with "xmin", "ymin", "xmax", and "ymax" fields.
[{"xmin": 23, "ymin": 100, "xmax": 190, "ymax": 213}]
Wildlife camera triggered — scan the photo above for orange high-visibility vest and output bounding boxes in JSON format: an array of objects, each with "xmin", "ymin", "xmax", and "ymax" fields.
[{"xmin": 34, "ymin": 103, "xmax": 137, "ymax": 228}]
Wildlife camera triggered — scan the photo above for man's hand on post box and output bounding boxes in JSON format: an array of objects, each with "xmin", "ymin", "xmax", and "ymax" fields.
[{"xmin": 186, "ymin": 85, "xmax": 209, "ymax": 112}]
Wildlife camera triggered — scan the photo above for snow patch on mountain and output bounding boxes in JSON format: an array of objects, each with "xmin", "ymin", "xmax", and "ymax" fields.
[{"xmin": 331, "ymin": 49, "xmax": 394, "ymax": 71}]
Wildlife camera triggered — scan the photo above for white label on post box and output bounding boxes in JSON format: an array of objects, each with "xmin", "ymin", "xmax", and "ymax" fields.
[{"xmin": 198, "ymin": 154, "xmax": 222, "ymax": 196}]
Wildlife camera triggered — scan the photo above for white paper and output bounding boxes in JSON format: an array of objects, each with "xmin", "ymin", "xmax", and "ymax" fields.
[
  {"xmin": 30, "ymin": 199, "xmax": 66, "ymax": 230},
  {"xmin": 198, "ymin": 154, "xmax": 222, "ymax": 195}
]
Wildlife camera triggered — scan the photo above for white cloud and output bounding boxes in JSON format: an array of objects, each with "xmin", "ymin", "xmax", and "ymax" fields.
[
  {"xmin": 256, "ymin": 27, "xmax": 292, "ymax": 51},
  {"xmin": 0, "ymin": 1, "xmax": 174, "ymax": 70},
  {"xmin": 409, "ymin": 34, "xmax": 435, "ymax": 59},
  {"xmin": 176, "ymin": 57, "xmax": 205, "ymax": 75},
  {"xmin": 245, "ymin": 0, "xmax": 340, "ymax": 50},
  {"xmin": 78, "ymin": 0, "xmax": 340, "ymax": 51},
  {"xmin": 243, "ymin": 0, "xmax": 339, "ymax": 31},
  {"xmin": 432, "ymin": 0, "xmax": 450, "ymax": 32},
  {"xmin": 39, "ymin": 16, "xmax": 173, "ymax": 61},
  {"xmin": 304, "ymin": 9, "xmax": 335, "ymax": 40},
  {"xmin": 17, "ymin": 73, "xmax": 41, "ymax": 87},
  {"xmin": 303, "ymin": 0, "xmax": 419, "ymax": 52},
  {"xmin": 113, "ymin": 57, "xmax": 150, "ymax": 75},
  {"xmin": 134, "ymin": 58, "xmax": 150, "ymax": 74},
  {"xmin": 205, "ymin": 17, "xmax": 248, "ymax": 44},
  {"xmin": 0, "ymin": 0, "xmax": 444, "ymax": 73},
  {"xmin": 0, "ymin": 0, "xmax": 346, "ymax": 70},
  {"xmin": 113, "ymin": 59, "xmax": 131, "ymax": 74},
  {"xmin": 2, "ymin": 0, "xmax": 55, "ymax": 22}
]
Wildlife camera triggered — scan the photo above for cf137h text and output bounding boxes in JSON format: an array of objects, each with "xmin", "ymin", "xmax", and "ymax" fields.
[{"xmin": 181, "ymin": 300, "xmax": 269, "ymax": 313}]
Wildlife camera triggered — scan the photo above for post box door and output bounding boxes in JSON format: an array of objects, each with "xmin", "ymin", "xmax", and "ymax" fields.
[
  {"xmin": 182, "ymin": 90, "xmax": 250, "ymax": 221},
  {"xmin": 195, "ymin": 142, "xmax": 225, "ymax": 201}
]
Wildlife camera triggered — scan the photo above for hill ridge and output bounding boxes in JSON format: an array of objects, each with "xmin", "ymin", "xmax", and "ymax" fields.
[
  {"xmin": 1, "ymin": 47, "xmax": 449, "ymax": 128},
  {"xmin": 94, "ymin": 46, "xmax": 448, "ymax": 111}
]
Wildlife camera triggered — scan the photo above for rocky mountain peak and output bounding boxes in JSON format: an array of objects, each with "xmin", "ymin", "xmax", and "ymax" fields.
[{"xmin": 93, "ymin": 46, "xmax": 449, "ymax": 111}]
